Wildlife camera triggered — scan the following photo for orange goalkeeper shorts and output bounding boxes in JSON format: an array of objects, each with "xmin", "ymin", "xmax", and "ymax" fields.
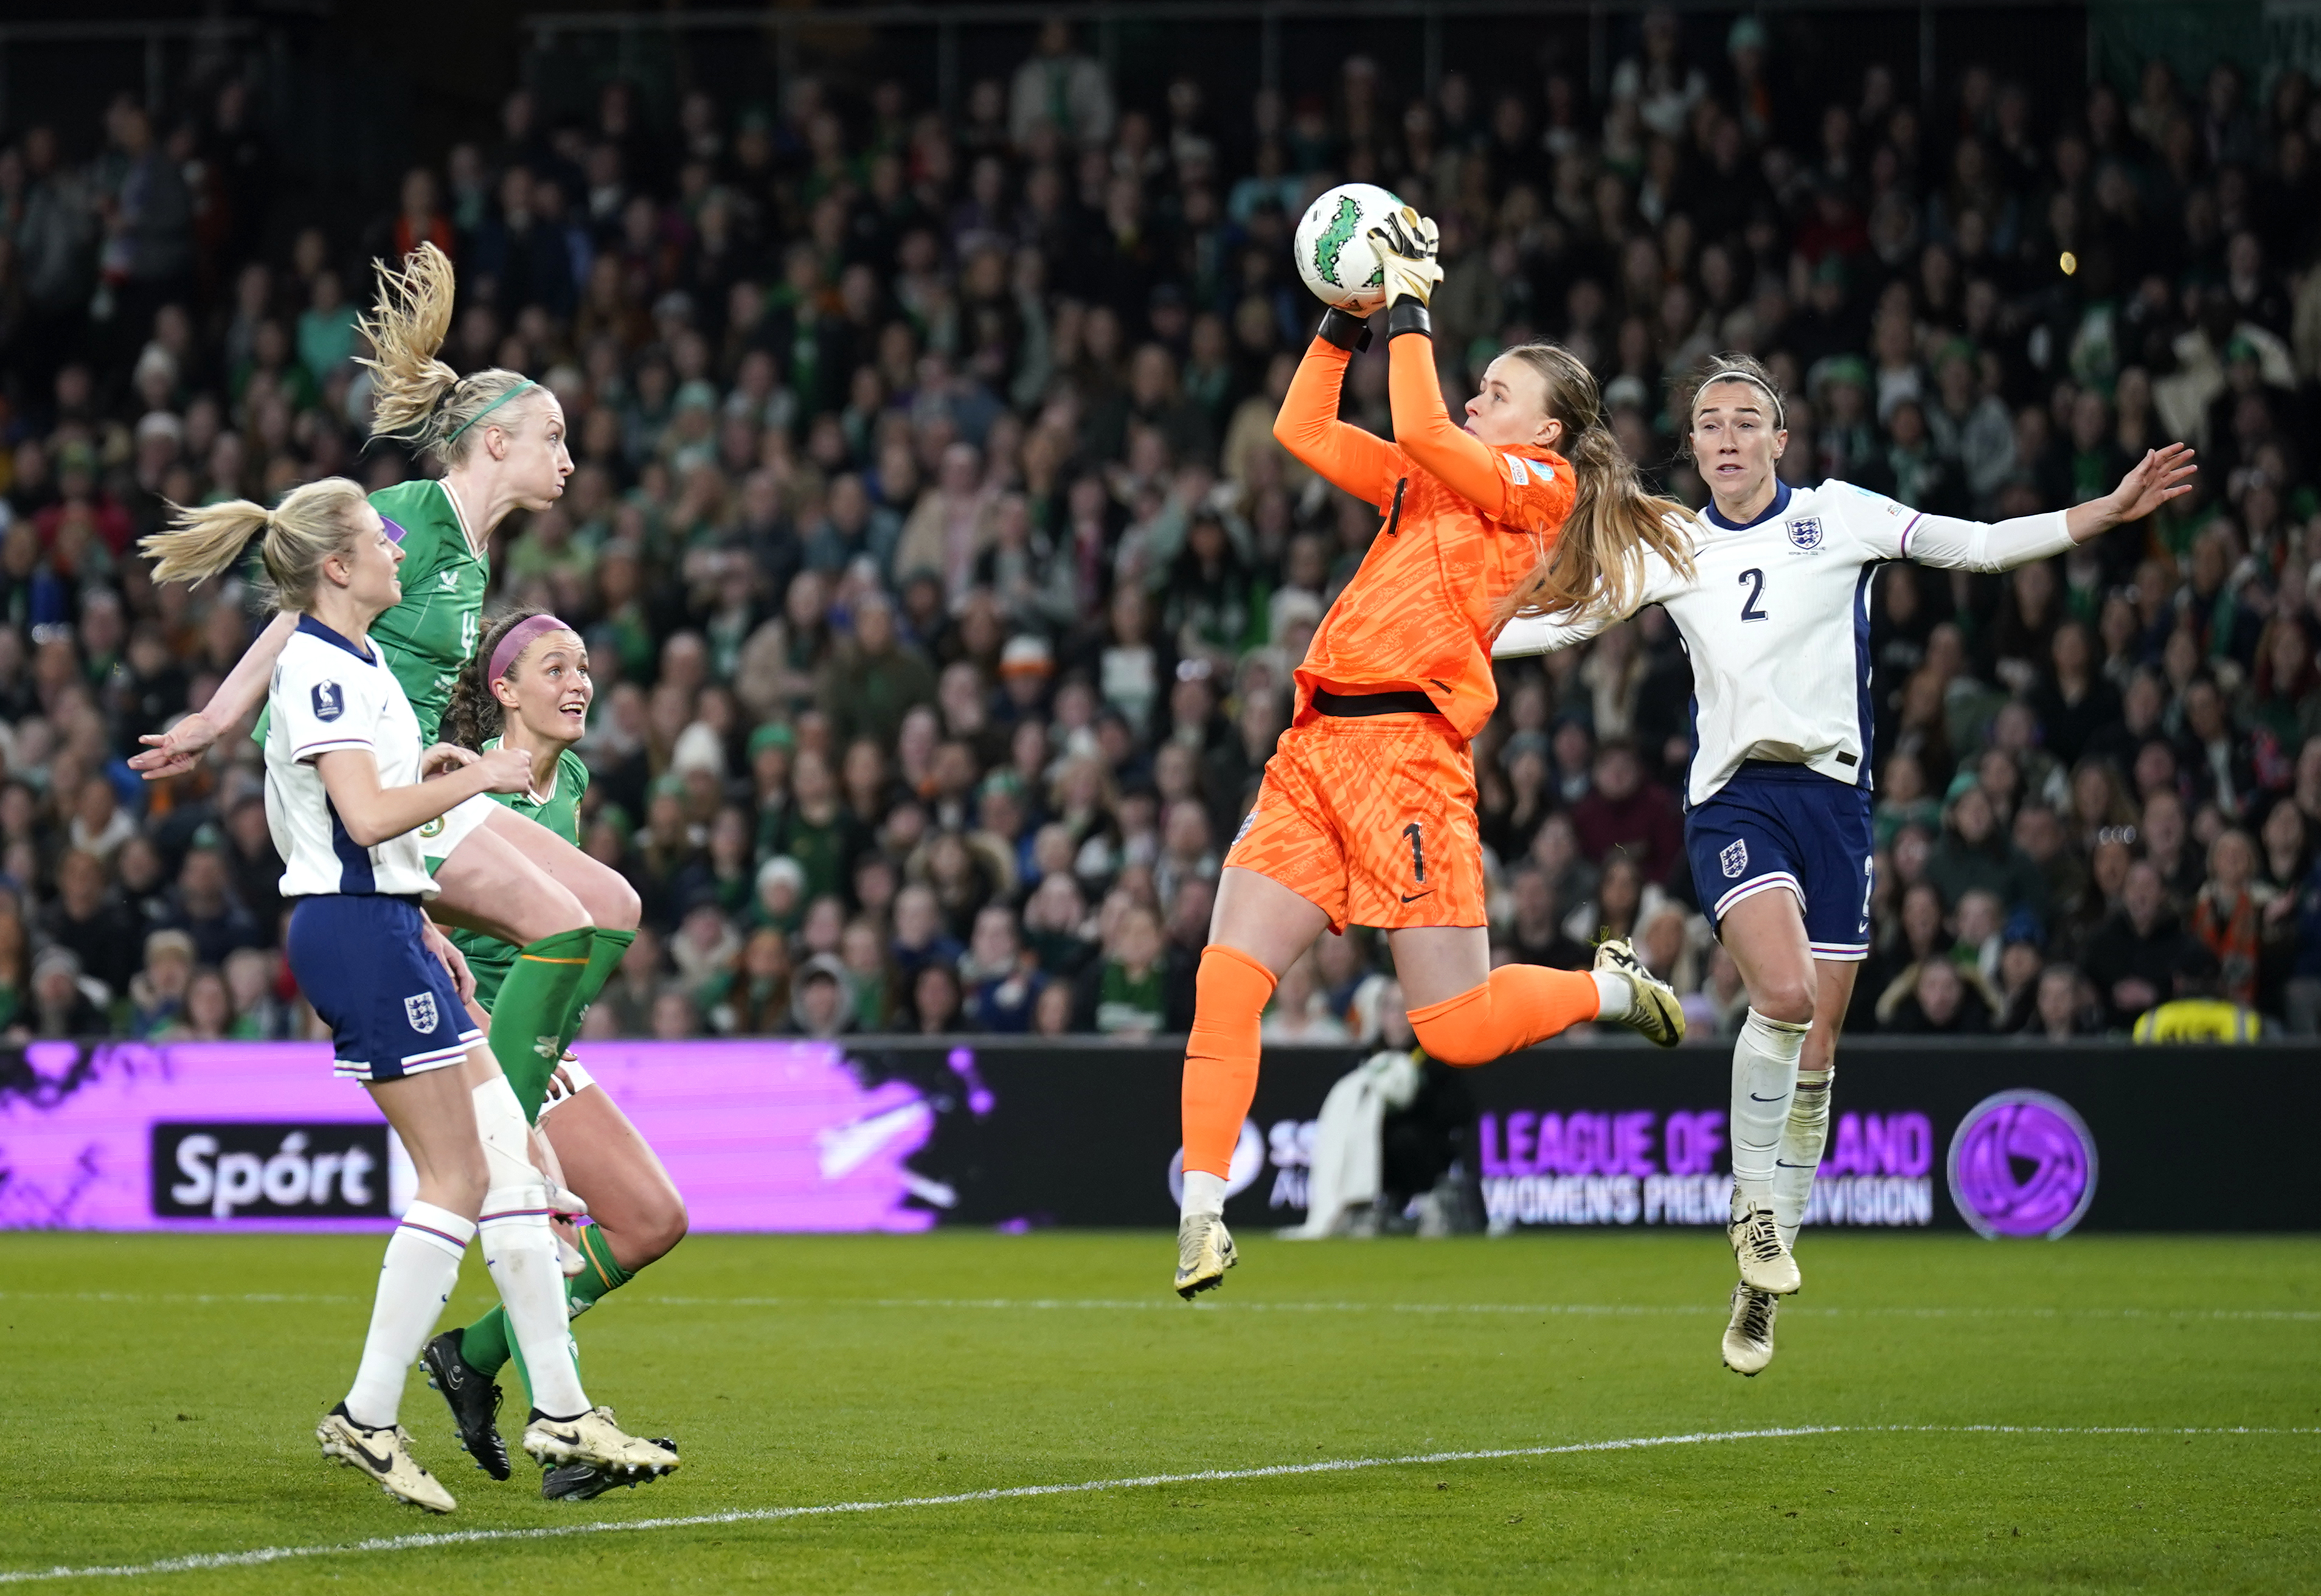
[{"xmin": 1224, "ymin": 710, "xmax": 1486, "ymax": 934}]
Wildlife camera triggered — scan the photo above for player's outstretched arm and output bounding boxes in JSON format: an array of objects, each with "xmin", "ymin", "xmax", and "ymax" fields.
[
  {"xmin": 1272, "ymin": 319, "xmax": 1400, "ymax": 503},
  {"xmin": 2067, "ymin": 443, "xmax": 2196, "ymax": 541},
  {"xmin": 1897, "ymin": 444, "xmax": 2194, "ymax": 574},
  {"xmin": 314, "ymin": 744, "xmax": 531, "ymax": 847},
  {"xmin": 1491, "ymin": 609, "xmax": 1608, "ymax": 658},
  {"xmin": 1364, "ymin": 209, "xmax": 1512, "ymax": 519},
  {"xmin": 1385, "ymin": 332, "xmax": 1510, "ymax": 516},
  {"xmin": 129, "ymin": 609, "xmax": 300, "ymax": 779}
]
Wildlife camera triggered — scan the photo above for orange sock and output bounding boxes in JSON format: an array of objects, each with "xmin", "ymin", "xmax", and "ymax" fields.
[
  {"xmin": 1181, "ymin": 944, "xmax": 1277, "ymax": 1177},
  {"xmin": 1407, "ymin": 965, "xmax": 1601, "ymax": 1067}
]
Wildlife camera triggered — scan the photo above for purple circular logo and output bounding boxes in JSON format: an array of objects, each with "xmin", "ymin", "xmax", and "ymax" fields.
[{"xmin": 1946, "ymin": 1090, "xmax": 2098, "ymax": 1240}]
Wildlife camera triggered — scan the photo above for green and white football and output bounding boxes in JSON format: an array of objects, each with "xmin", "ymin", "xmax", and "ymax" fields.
[{"xmin": 1292, "ymin": 182, "xmax": 1402, "ymax": 314}]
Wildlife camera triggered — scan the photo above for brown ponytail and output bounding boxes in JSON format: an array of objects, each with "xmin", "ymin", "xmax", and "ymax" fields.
[
  {"xmin": 442, "ymin": 606, "xmax": 548, "ymax": 751},
  {"xmin": 1490, "ymin": 344, "xmax": 1697, "ymax": 628}
]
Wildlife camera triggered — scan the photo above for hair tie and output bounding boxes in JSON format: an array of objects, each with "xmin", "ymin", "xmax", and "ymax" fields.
[
  {"xmin": 446, "ymin": 379, "xmax": 539, "ymax": 443},
  {"xmin": 488, "ymin": 612, "xmax": 574, "ymax": 685}
]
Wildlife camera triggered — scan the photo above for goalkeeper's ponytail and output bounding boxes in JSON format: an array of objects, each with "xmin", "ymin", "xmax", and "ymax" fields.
[{"xmin": 1491, "ymin": 343, "xmax": 1696, "ymax": 629}]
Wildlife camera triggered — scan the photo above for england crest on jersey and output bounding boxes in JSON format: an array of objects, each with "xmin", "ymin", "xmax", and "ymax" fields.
[
  {"xmin": 404, "ymin": 991, "xmax": 440, "ymax": 1034},
  {"xmin": 1785, "ymin": 517, "xmax": 1824, "ymax": 552},
  {"xmin": 1719, "ymin": 838, "xmax": 1750, "ymax": 879}
]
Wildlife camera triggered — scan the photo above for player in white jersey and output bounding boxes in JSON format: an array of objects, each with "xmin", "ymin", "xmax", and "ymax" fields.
[
  {"xmin": 1496, "ymin": 353, "xmax": 2193, "ymax": 1374},
  {"xmin": 142, "ymin": 481, "xmax": 679, "ymax": 1512}
]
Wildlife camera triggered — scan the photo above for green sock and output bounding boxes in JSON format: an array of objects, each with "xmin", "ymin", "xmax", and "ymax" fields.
[
  {"xmin": 569, "ymin": 1222, "xmax": 635, "ymax": 1313},
  {"xmin": 560, "ymin": 928, "xmax": 635, "ymax": 1055},
  {"xmin": 491, "ymin": 928, "xmax": 594, "ymax": 1122},
  {"xmin": 454, "ymin": 1313, "xmax": 513, "ymax": 1381}
]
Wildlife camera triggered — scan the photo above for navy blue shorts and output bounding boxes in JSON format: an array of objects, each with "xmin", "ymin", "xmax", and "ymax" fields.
[
  {"xmin": 286, "ymin": 895, "xmax": 480, "ymax": 1082},
  {"xmin": 1684, "ymin": 762, "xmax": 1876, "ymax": 962}
]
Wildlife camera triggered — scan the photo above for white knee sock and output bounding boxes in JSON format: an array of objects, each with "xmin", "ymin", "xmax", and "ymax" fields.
[
  {"xmin": 1772, "ymin": 1065, "xmax": 1834, "ymax": 1251},
  {"xmin": 473, "ymin": 1072, "xmax": 591, "ymax": 1420},
  {"xmin": 480, "ymin": 1190, "xmax": 590, "ymax": 1418},
  {"xmin": 1730, "ymin": 1009, "xmax": 1810, "ymax": 1212},
  {"xmin": 344, "ymin": 1202, "xmax": 472, "ymax": 1429}
]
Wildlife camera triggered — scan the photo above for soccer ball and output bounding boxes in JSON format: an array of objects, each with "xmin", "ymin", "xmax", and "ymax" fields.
[{"xmin": 1292, "ymin": 182, "xmax": 1404, "ymax": 314}]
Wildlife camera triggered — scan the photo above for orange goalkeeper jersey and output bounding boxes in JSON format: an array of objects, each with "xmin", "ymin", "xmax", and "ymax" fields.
[{"xmin": 1274, "ymin": 335, "xmax": 1575, "ymax": 742}]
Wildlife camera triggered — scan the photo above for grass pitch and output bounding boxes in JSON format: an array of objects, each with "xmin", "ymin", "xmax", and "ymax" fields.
[{"xmin": 1, "ymin": 1229, "xmax": 2315, "ymax": 1592}]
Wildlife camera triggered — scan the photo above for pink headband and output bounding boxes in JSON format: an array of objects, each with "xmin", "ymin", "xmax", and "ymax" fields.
[{"xmin": 488, "ymin": 614, "xmax": 575, "ymax": 684}]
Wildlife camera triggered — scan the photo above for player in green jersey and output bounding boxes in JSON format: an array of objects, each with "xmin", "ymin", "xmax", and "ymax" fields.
[
  {"xmin": 131, "ymin": 244, "xmax": 635, "ymax": 1126},
  {"xmin": 421, "ymin": 608, "xmax": 689, "ymax": 1500}
]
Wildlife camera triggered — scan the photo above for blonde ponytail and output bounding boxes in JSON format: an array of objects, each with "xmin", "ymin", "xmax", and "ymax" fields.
[
  {"xmin": 1490, "ymin": 343, "xmax": 1697, "ymax": 628},
  {"xmin": 140, "ymin": 477, "xmax": 372, "ymax": 612},
  {"xmin": 358, "ymin": 241, "xmax": 541, "ymax": 466},
  {"xmin": 359, "ymin": 243, "xmax": 460, "ymax": 437}
]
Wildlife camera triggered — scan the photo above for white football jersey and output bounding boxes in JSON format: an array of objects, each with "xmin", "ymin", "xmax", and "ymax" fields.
[
  {"xmin": 1496, "ymin": 480, "xmax": 2073, "ymax": 808},
  {"xmin": 264, "ymin": 616, "xmax": 441, "ymax": 898}
]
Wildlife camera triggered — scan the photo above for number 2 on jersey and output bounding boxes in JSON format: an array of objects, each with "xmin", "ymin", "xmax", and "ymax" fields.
[{"xmin": 1738, "ymin": 567, "xmax": 1769, "ymax": 622}]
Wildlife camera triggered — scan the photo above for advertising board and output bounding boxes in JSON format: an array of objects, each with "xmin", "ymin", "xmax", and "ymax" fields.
[{"xmin": 1, "ymin": 1038, "xmax": 2309, "ymax": 1235}]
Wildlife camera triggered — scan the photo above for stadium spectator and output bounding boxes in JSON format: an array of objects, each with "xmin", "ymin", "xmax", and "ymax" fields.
[
  {"xmin": 1500, "ymin": 866, "xmax": 1591, "ymax": 970},
  {"xmin": 2023, "ymin": 962, "xmax": 2104, "ymax": 1041},
  {"xmin": 1074, "ymin": 899, "xmax": 1168, "ymax": 1036},
  {"xmin": 2082, "ymin": 860, "xmax": 2191, "ymax": 1027},
  {"xmin": 785, "ymin": 954, "xmax": 855, "ymax": 1038},
  {"xmin": 0, "ymin": 24, "xmax": 2314, "ymax": 1043},
  {"xmin": 1566, "ymin": 741, "xmax": 1684, "ymax": 888},
  {"xmin": 1881, "ymin": 955, "xmax": 1994, "ymax": 1035},
  {"xmin": 960, "ymin": 902, "xmax": 1040, "ymax": 1032},
  {"xmin": 29, "ymin": 946, "xmax": 107, "ymax": 1035},
  {"xmin": 126, "ymin": 928, "xmax": 195, "ymax": 1038},
  {"xmin": 1008, "ymin": 18, "xmax": 1116, "ymax": 151}
]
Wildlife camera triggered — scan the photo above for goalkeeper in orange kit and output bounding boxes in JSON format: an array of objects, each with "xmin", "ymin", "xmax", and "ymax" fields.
[{"xmin": 1175, "ymin": 208, "xmax": 1700, "ymax": 1297}]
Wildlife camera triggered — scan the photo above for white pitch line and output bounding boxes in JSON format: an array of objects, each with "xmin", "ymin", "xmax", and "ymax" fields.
[{"xmin": 1, "ymin": 1425, "xmax": 2311, "ymax": 1586}]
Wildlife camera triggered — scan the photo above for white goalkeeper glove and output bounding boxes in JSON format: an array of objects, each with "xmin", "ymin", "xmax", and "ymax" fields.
[{"xmin": 1367, "ymin": 207, "xmax": 1443, "ymax": 310}]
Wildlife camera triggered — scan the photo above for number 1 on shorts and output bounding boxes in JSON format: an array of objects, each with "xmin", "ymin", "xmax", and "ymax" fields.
[{"xmin": 1401, "ymin": 821, "xmax": 1426, "ymax": 883}]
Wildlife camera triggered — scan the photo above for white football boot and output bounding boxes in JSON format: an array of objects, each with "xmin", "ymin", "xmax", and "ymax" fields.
[
  {"xmin": 521, "ymin": 1406, "xmax": 681, "ymax": 1479},
  {"xmin": 1729, "ymin": 1201, "xmax": 1802, "ymax": 1294},
  {"xmin": 1592, "ymin": 939, "xmax": 1686, "ymax": 1047},
  {"xmin": 1721, "ymin": 1283, "xmax": 1780, "ymax": 1376},
  {"xmin": 317, "ymin": 1403, "xmax": 457, "ymax": 1513},
  {"xmin": 1174, "ymin": 1212, "xmax": 1237, "ymax": 1299}
]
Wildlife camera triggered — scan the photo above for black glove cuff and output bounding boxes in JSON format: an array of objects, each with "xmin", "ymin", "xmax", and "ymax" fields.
[
  {"xmin": 1316, "ymin": 307, "xmax": 1372, "ymax": 353},
  {"xmin": 1386, "ymin": 298, "xmax": 1432, "ymax": 339}
]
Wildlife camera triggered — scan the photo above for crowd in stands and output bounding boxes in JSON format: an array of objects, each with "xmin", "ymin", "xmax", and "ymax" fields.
[{"xmin": 2, "ymin": 10, "xmax": 2319, "ymax": 1044}]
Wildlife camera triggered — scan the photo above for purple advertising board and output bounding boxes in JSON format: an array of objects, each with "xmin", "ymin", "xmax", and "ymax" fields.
[
  {"xmin": 0, "ymin": 1039, "xmax": 935, "ymax": 1232},
  {"xmin": 2, "ymin": 1039, "xmax": 2313, "ymax": 1234}
]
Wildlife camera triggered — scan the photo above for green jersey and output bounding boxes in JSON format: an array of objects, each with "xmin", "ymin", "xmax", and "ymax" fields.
[
  {"xmin": 368, "ymin": 477, "xmax": 490, "ymax": 742},
  {"xmin": 451, "ymin": 739, "xmax": 589, "ymax": 1008}
]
